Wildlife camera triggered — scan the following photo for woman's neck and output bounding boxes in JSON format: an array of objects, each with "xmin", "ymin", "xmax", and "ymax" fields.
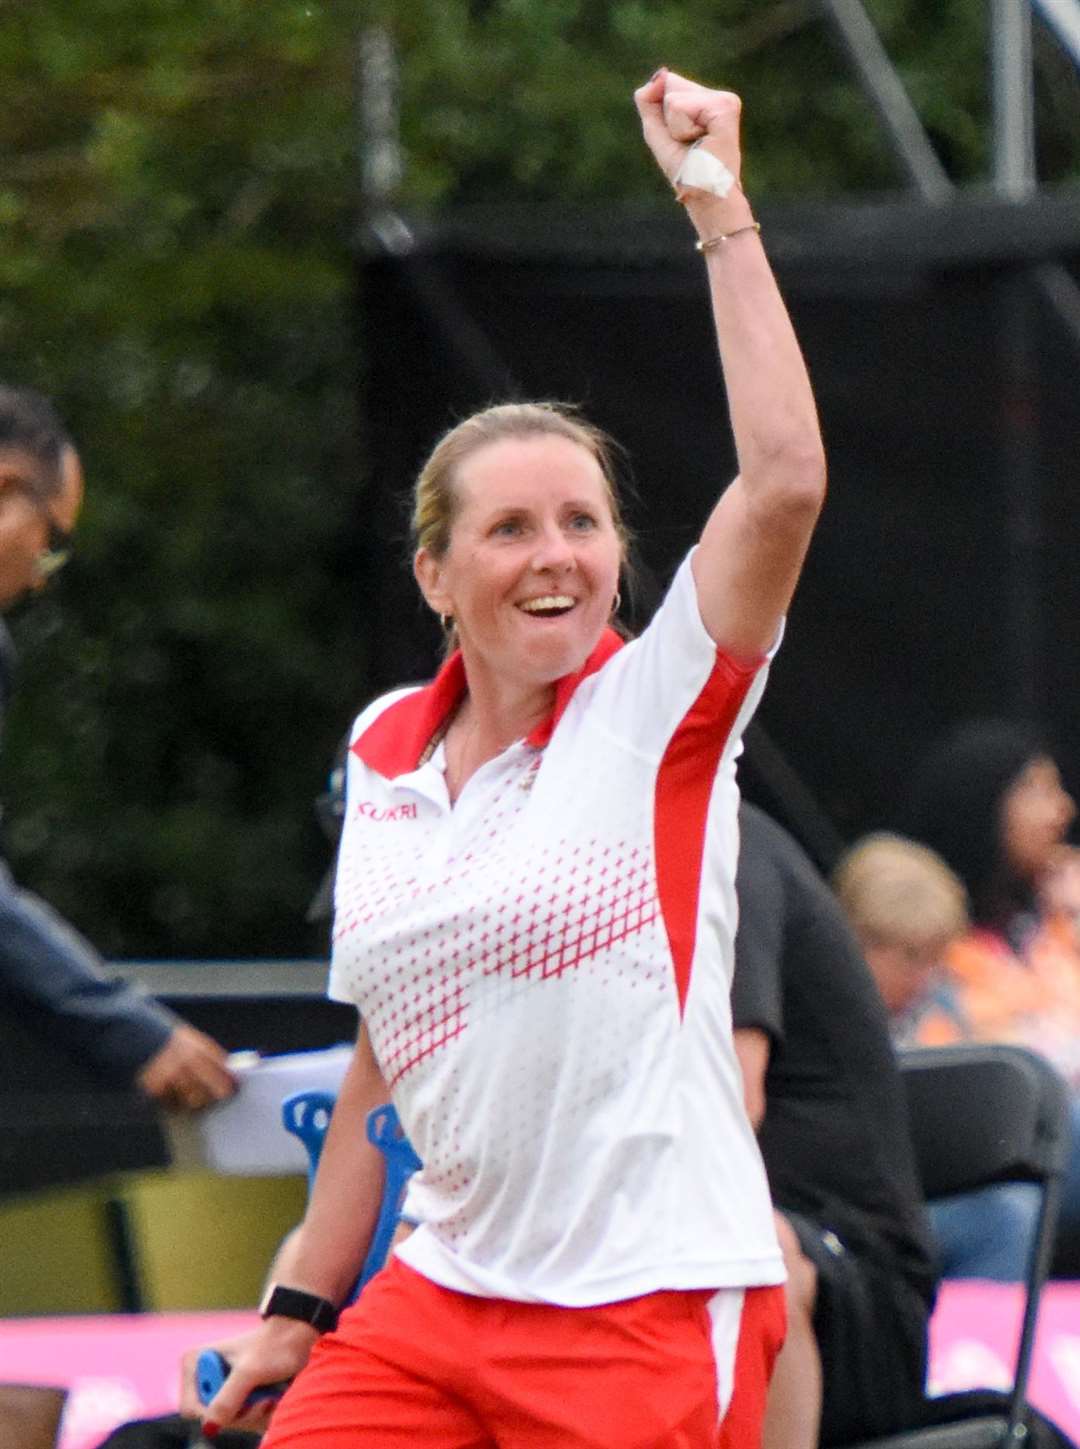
[{"xmin": 442, "ymin": 667, "xmax": 555, "ymax": 802}]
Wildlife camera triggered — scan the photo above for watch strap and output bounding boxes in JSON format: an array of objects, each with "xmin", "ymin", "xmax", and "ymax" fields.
[{"xmin": 260, "ymin": 1283, "xmax": 338, "ymax": 1334}]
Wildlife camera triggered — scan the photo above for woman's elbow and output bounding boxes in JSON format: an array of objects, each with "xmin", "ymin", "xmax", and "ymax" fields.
[{"xmin": 757, "ymin": 446, "xmax": 827, "ymax": 523}]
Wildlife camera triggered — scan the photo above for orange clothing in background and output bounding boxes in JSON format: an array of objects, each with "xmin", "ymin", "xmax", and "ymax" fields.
[
  {"xmin": 908, "ymin": 1006, "xmax": 964, "ymax": 1049},
  {"xmin": 939, "ymin": 918, "xmax": 1080, "ymax": 1086}
]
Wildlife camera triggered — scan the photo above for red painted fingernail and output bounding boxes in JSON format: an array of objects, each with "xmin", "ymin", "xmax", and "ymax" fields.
[{"xmin": 202, "ymin": 1422, "xmax": 220, "ymax": 1440}]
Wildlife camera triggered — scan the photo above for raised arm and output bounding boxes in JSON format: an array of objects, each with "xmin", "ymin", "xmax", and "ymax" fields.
[{"xmin": 634, "ymin": 70, "xmax": 826, "ymax": 661}]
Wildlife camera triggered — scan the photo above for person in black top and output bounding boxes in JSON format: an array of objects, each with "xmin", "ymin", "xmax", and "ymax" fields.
[
  {"xmin": 0, "ymin": 384, "xmax": 236, "ymax": 1112},
  {"xmin": 732, "ymin": 801, "xmax": 938, "ymax": 1449}
]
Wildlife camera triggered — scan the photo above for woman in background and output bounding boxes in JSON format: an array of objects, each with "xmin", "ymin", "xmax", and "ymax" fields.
[
  {"xmin": 834, "ymin": 830, "xmax": 1041, "ymax": 1280},
  {"xmin": 904, "ymin": 719, "xmax": 1080, "ymax": 1261}
]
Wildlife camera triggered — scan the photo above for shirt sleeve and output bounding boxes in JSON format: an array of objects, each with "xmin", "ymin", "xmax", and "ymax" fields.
[
  {"xmin": 0, "ymin": 863, "xmax": 177, "ymax": 1084},
  {"xmin": 582, "ymin": 551, "xmax": 780, "ymax": 764},
  {"xmin": 731, "ymin": 822, "xmax": 787, "ymax": 1045}
]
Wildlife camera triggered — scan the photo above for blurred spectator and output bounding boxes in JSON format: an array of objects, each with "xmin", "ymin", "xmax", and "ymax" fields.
[
  {"xmin": 835, "ymin": 832, "xmax": 1040, "ymax": 1281},
  {"xmin": 834, "ymin": 832, "xmax": 969, "ymax": 1046},
  {"xmin": 1037, "ymin": 843, "xmax": 1080, "ymax": 960},
  {"xmin": 0, "ymin": 384, "xmax": 236, "ymax": 1113},
  {"xmin": 902, "ymin": 718, "xmax": 1080, "ymax": 1256},
  {"xmin": 732, "ymin": 802, "xmax": 937, "ymax": 1448}
]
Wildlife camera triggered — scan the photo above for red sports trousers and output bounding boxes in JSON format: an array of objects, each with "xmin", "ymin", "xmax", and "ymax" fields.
[{"xmin": 260, "ymin": 1257, "xmax": 786, "ymax": 1449}]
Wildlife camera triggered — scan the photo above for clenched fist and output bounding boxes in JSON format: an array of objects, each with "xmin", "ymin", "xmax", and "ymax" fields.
[{"xmin": 633, "ymin": 68, "xmax": 744, "ymax": 203}]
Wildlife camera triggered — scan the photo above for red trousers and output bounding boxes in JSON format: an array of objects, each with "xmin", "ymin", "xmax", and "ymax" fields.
[{"xmin": 261, "ymin": 1257, "xmax": 785, "ymax": 1449}]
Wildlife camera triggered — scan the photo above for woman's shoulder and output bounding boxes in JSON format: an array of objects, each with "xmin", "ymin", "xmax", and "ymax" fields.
[{"xmin": 349, "ymin": 684, "xmax": 425, "ymax": 743}]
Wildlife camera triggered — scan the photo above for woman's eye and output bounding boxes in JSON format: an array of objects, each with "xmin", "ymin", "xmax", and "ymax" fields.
[
  {"xmin": 569, "ymin": 513, "xmax": 596, "ymax": 532},
  {"xmin": 492, "ymin": 519, "xmax": 523, "ymax": 537}
]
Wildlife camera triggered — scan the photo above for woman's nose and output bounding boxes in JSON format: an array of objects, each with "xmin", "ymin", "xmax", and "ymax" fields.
[{"xmin": 531, "ymin": 523, "xmax": 574, "ymax": 572}]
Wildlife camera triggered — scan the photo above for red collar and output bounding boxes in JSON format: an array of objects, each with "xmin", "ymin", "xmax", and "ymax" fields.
[{"xmin": 352, "ymin": 629, "xmax": 626, "ymax": 779}]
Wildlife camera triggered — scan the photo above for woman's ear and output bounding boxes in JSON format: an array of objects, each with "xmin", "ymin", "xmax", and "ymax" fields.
[{"xmin": 413, "ymin": 548, "xmax": 449, "ymax": 616}]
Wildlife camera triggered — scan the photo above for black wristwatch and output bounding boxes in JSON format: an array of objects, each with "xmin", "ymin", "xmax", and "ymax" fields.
[{"xmin": 259, "ymin": 1283, "xmax": 339, "ymax": 1334}]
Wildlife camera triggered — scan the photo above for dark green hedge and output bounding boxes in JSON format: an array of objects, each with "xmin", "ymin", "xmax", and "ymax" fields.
[{"xmin": 1, "ymin": 0, "xmax": 1076, "ymax": 955}]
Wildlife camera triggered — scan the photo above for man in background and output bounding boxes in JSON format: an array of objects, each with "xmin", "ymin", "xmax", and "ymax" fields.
[
  {"xmin": 732, "ymin": 800, "xmax": 938, "ymax": 1448},
  {"xmin": 0, "ymin": 383, "xmax": 235, "ymax": 1112}
]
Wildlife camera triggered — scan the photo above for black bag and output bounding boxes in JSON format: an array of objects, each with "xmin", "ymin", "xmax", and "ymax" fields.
[{"xmin": 95, "ymin": 1415, "xmax": 260, "ymax": 1449}]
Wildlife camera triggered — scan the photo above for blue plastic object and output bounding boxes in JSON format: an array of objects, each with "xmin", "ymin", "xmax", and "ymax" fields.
[
  {"xmin": 358, "ymin": 1103, "xmax": 423, "ymax": 1293},
  {"xmin": 195, "ymin": 1349, "xmax": 288, "ymax": 1408},
  {"xmin": 281, "ymin": 1090, "xmax": 338, "ymax": 1187},
  {"xmin": 196, "ymin": 1094, "xmax": 421, "ymax": 1410}
]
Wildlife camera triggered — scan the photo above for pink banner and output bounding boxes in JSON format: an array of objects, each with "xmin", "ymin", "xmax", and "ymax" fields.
[
  {"xmin": 1, "ymin": 1283, "xmax": 1079, "ymax": 1449},
  {"xmin": 928, "ymin": 1281, "xmax": 1080, "ymax": 1433},
  {"xmin": 0, "ymin": 1310, "xmax": 256, "ymax": 1449}
]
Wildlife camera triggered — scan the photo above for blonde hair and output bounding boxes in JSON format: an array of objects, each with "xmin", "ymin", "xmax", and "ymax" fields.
[
  {"xmin": 833, "ymin": 833, "xmax": 969, "ymax": 947},
  {"xmin": 411, "ymin": 401, "xmax": 630, "ymax": 561}
]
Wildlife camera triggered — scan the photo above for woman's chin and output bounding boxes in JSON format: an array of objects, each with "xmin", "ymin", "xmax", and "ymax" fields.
[{"xmin": 518, "ymin": 620, "xmax": 601, "ymax": 676}]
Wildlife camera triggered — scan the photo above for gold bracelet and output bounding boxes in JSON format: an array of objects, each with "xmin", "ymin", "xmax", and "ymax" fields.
[{"xmin": 695, "ymin": 222, "xmax": 761, "ymax": 253}]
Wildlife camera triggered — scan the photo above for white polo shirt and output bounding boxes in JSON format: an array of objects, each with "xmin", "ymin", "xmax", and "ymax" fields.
[{"xmin": 329, "ymin": 553, "xmax": 784, "ymax": 1306}]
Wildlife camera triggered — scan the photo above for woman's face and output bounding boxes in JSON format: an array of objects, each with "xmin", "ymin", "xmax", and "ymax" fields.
[
  {"xmin": 414, "ymin": 433, "xmax": 623, "ymax": 692},
  {"xmin": 1001, "ymin": 756, "xmax": 1075, "ymax": 884},
  {"xmin": 863, "ymin": 936, "xmax": 949, "ymax": 1016}
]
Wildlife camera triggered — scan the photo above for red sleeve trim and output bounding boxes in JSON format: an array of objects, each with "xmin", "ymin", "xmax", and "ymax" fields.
[{"xmin": 654, "ymin": 651, "xmax": 759, "ymax": 1016}]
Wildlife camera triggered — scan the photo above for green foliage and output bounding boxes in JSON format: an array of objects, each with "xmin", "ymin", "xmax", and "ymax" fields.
[
  {"xmin": 0, "ymin": 0, "xmax": 1076, "ymax": 957},
  {"xmin": 386, "ymin": 0, "xmax": 1078, "ymax": 204},
  {"xmin": 1, "ymin": 0, "xmax": 361, "ymax": 956}
]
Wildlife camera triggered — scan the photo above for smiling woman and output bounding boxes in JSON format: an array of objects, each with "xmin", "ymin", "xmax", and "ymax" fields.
[
  {"xmin": 191, "ymin": 69, "xmax": 825, "ymax": 1449},
  {"xmin": 412, "ymin": 421, "xmax": 625, "ymax": 788}
]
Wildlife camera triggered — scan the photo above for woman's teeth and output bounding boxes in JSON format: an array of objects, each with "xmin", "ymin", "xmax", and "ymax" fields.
[{"xmin": 519, "ymin": 596, "xmax": 575, "ymax": 616}]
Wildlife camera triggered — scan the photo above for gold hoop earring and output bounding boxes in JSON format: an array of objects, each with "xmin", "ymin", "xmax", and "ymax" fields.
[
  {"xmin": 611, "ymin": 592, "xmax": 622, "ymax": 617},
  {"xmin": 439, "ymin": 613, "xmax": 453, "ymax": 634}
]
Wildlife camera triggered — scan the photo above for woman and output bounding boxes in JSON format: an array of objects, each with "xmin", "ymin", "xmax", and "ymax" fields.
[
  {"xmin": 904, "ymin": 719, "xmax": 1080, "ymax": 1254},
  {"xmin": 193, "ymin": 69, "xmax": 825, "ymax": 1448},
  {"xmin": 904, "ymin": 720, "xmax": 1080, "ymax": 1064},
  {"xmin": 834, "ymin": 831, "xmax": 1043, "ymax": 1282},
  {"xmin": 833, "ymin": 832, "xmax": 971, "ymax": 1046}
]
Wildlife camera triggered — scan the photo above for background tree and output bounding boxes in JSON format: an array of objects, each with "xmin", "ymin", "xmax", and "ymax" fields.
[{"xmin": 1, "ymin": 0, "xmax": 1076, "ymax": 956}]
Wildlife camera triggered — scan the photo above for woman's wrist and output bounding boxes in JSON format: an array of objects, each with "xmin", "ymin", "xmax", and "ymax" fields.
[{"xmin": 682, "ymin": 187, "xmax": 755, "ymax": 241}]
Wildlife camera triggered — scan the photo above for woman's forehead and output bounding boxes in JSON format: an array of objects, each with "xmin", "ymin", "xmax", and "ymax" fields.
[{"xmin": 453, "ymin": 433, "xmax": 607, "ymax": 510}]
